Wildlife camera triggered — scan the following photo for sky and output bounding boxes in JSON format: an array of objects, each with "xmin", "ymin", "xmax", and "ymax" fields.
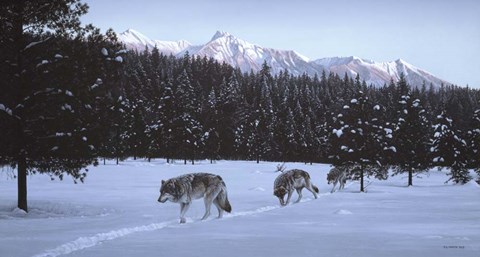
[{"xmin": 82, "ymin": 0, "xmax": 480, "ymax": 87}]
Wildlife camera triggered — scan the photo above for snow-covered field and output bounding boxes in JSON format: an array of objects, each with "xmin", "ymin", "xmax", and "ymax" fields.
[{"xmin": 1, "ymin": 159, "xmax": 479, "ymax": 257}]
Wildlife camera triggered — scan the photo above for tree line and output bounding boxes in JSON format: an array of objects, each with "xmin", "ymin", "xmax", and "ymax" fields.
[
  {"xmin": 1, "ymin": 0, "xmax": 479, "ymax": 211},
  {"xmin": 112, "ymin": 49, "xmax": 480, "ymax": 191}
]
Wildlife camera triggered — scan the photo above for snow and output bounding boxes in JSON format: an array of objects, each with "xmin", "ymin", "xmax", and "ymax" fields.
[
  {"xmin": 61, "ymin": 104, "xmax": 72, "ymax": 111},
  {"xmin": 119, "ymin": 29, "xmax": 191, "ymax": 55},
  {"xmin": 333, "ymin": 128, "xmax": 343, "ymax": 137},
  {"xmin": 24, "ymin": 38, "xmax": 51, "ymax": 51},
  {"xmin": 101, "ymin": 48, "xmax": 108, "ymax": 56},
  {"xmin": 0, "ymin": 159, "xmax": 479, "ymax": 257},
  {"xmin": 384, "ymin": 146, "xmax": 397, "ymax": 152},
  {"xmin": 115, "ymin": 50, "xmax": 127, "ymax": 55},
  {"xmin": 37, "ymin": 60, "xmax": 49, "ymax": 68},
  {"xmin": 0, "ymin": 103, "xmax": 13, "ymax": 116},
  {"xmin": 333, "ymin": 209, "xmax": 353, "ymax": 215}
]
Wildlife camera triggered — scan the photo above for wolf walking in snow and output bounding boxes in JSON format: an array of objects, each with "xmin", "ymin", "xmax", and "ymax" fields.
[
  {"xmin": 158, "ymin": 173, "xmax": 232, "ymax": 223},
  {"xmin": 273, "ymin": 169, "xmax": 319, "ymax": 206},
  {"xmin": 327, "ymin": 166, "xmax": 348, "ymax": 193}
]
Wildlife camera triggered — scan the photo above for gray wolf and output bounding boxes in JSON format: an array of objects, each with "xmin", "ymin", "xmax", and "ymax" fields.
[
  {"xmin": 158, "ymin": 173, "xmax": 232, "ymax": 223},
  {"xmin": 273, "ymin": 169, "xmax": 319, "ymax": 206},
  {"xmin": 327, "ymin": 166, "xmax": 347, "ymax": 193}
]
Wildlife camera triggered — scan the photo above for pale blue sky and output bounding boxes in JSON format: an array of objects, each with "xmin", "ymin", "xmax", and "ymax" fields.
[{"xmin": 82, "ymin": 0, "xmax": 480, "ymax": 87}]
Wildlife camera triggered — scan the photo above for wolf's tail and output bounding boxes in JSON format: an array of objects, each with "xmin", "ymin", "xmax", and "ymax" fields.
[
  {"xmin": 304, "ymin": 171, "xmax": 319, "ymax": 194},
  {"xmin": 218, "ymin": 189, "xmax": 232, "ymax": 213},
  {"xmin": 217, "ymin": 182, "xmax": 232, "ymax": 213}
]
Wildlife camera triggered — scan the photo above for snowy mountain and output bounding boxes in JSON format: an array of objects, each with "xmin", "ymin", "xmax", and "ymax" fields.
[
  {"xmin": 119, "ymin": 29, "xmax": 451, "ymax": 87},
  {"xmin": 118, "ymin": 29, "xmax": 191, "ymax": 55},
  {"xmin": 177, "ymin": 31, "xmax": 318, "ymax": 76},
  {"xmin": 312, "ymin": 56, "xmax": 451, "ymax": 88}
]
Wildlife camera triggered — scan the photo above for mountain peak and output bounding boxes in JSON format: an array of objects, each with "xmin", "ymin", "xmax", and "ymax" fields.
[
  {"xmin": 118, "ymin": 29, "xmax": 451, "ymax": 88},
  {"xmin": 211, "ymin": 31, "xmax": 233, "ymax": 41}
]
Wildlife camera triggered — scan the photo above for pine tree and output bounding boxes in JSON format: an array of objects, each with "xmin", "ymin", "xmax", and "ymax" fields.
[
  {"xmin": 329, "ymin": 91, "xmax": 391, "ymax": 192},
  {"xmin": 204, "ymin": 88, "xmax": 221, "ymax": 163},
  {"xmin": 468, "ymin": 107, "xmax": 480, "ymax": 183},
  {"xmin": 174, "ymin": 70, "xmax": 205, "ymax": 164},
  {"xmin": 0, "ymin": 0, "xmax": 123, "ymax": 212},
  {"xmin": 392, "ymin": 94, "xmax": 432, "ymax": 186},
  {"xmin": 431, "ymin": 112, "xmax": 471, "ymax": 184}
]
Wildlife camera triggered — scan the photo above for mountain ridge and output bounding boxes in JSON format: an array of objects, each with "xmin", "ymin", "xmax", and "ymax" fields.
[{"xmin": 118, "ymin": 29, "xmax": 452, "ymax": 88}]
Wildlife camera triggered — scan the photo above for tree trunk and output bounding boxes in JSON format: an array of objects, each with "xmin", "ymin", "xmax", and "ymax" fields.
[
  {"xmin": 360, "ymin": 165, "xmax": 365, "ymax": 192},
  {"xmin": 408, "ymin": 169, "xmax": 413, "ymax": 186},
  {"xmin": 103, "ymin": 158, "xmax": 106, "ymax": 165},
  {"xmin": 14, "ymin": 0, "xmax": 27, "ymax": 213},
  {"xmin": 17, "ymin": 155, "xmax": 28, "ymax": 212},
  {"xmin": 116, "ymin": 156, "xmax": 119, "ymax": 165}
]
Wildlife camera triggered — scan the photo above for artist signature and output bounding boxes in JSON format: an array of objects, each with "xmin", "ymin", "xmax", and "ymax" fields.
[{"xmin": 443, "ymin": 246, "xmax": 465, "ymax": 249}]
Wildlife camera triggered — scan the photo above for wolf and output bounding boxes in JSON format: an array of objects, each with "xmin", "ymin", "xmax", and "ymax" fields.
[
  {"xmin": 158, "ymin": 173, "xmax": 232, "ymax": 223},
  {"xmin": 273, "ymin": 169, "xmax": 319, "ymax": 206},
  {"xmin": 327, "ymin": 166, "xmax": 347, "ymax": 193}
]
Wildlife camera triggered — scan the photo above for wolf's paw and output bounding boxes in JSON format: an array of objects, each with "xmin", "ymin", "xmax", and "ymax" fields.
[{"xmin": 180, "ymin": 217, "xmax": 186, "ymax": 224}]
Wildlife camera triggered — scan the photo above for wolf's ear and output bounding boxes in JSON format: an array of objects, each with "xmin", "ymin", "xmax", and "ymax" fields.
[{"xmin": 161, "ymin": 180, "xmax": 165, "ymax": 185}]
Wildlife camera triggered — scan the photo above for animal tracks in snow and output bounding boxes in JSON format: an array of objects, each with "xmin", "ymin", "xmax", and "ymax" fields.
[
  {"xmin": 32, "ymin": 196, "xmax": 326, "ymax": 257},
  {"xmin": 31, "ymin": 221, "xmax": 175, "ymax": 257}
]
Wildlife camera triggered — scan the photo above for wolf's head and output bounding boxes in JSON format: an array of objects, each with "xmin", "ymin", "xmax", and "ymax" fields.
[
  {"xmin": 158, "ymin": 179, "xmax": 179, "ymax": 203},
  {"xmin": 273, "ymin": 186, "xmax": 287, "ymax": 206},
  {"xmin": 327, "ymin": 172, "xmax": 335, "ymax": 184}
]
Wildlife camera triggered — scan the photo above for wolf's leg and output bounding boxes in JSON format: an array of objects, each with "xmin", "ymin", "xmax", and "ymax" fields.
[
  {"xmin": 294, "ymin": 188, "xmax": 303, "ymax": 203},
  {"xmin": 285, "ymin": 190, "xmax": 293, "ymax": 205},
  {"xmin": 201, "ymin": 197, "xmax": 212, "ymax": 220},
  {"xmin": 213, "ymin": 198, "xmax": 223, "ymax": 218},
  {"xmin": 179, "ymin": 203, "xmax": 190, "ymax": 223},
  {"xmin": 331, "ymin": 181, "xmax": 337, "ymax": 193},
  {"xmin": 340, "ymin": 176, "xmax": 347, "ymax": 190},
  {"xmin": 202, "ymin": 186, "xmax": 221, "ymax": 220}
]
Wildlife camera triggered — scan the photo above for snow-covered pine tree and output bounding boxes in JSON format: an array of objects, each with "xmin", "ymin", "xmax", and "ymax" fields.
[
  {"xmin": 257, "ymin": 72, "xmax": 275, "ymax": 160},
  {"xmin": 467, "ymin": 106, "xmax": 480, "ymax": 182},
  {"xmin": 468, "ymin": 109, "xmax": 480, "ymax": 181},
  {"xmin": 329, "ymin": 91, "xmax": 391, "ymax": 192},
  {"xmin": 431, "ymin": 112, "xmax": 471, "ymax": 184},
  {"xmin": 0, "ymin": 0, "xmax": 124, "ymax": 212},
  {"xmin": 217, "ymin": 73, "xmax": 240, "ymax": 157},
  {"xmin": 392, "ymin": 94, "xmax": 432, "ymax": 186},
  {"xmin": 157, "ymin": 78, "xmax": 177, "ymax": 163},
  {"xmin": 203, "ymin": 88, "xmax": 221, "ymax": 163},
  {"xmin": 174, "ymin": 69, "xmax": 205, "ymax": 164}
]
